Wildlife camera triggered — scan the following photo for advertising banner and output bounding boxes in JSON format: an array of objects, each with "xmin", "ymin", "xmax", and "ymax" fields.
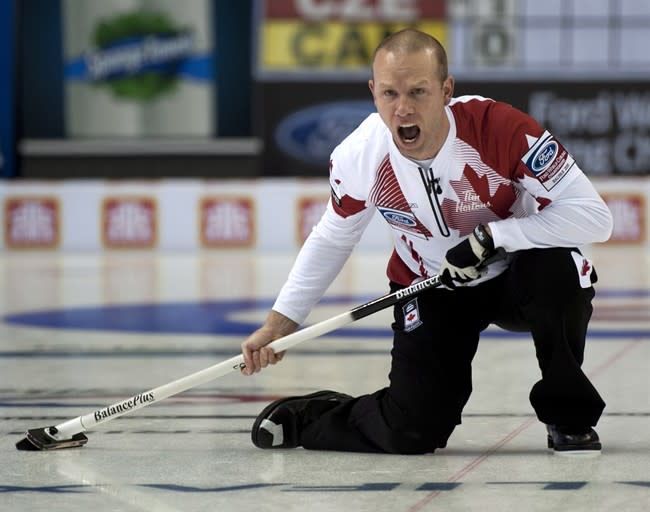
[
  {"xmin": 1, "ymin": 179, "xmax": 646, "ymax": 251},
  {"xmin": 454, "ymin": 81, "xmax": 650, "ymax": 177},
  {"xmin": 62, "ymin": 0, "xmax": 214, "ymax": 137},
  {"xmin": 255, "ymin": 0, "xmax": 447, "ymax": 79},
  {"xmin": 253, "ymin": 0, "xmax": 447, "ymax": 173},
  {"xmin": 0, "ymin": 0, "xmax": 15, "ymax": 177},
  {"xmin": 260, "ymin": 80, "xmax": 650, "ymax": 177},
  {"xmin": 257, "ymin": 81, "xmax": 374, "ymax": 176}
]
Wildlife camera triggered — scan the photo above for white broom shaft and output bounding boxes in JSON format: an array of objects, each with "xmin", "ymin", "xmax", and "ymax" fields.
[
  {"xmin": 53, "ymin": 311, "xmax": 354, "ymax": 439},
  {"xmin": 51, "ymin": 272, "xmax": 450, "ymax": 440}
]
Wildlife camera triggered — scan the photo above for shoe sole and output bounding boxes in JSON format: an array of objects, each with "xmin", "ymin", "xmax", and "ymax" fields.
[
  {"xmin": 251, "ymin": 390, "xmax": 345, "ymax": 449},
  {"xmin": 547, "ymin": 435, "xmax": 602, "ymax": 454}
]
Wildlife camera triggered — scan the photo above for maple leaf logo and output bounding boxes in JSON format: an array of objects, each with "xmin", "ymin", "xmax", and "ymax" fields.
[
  {"xmin": 442, "ymin": 165, "xmax": 516, "ymax": 236},
  {"xmin": 462, "ymin": 165, "xmax": 515, "ymax": 219}
]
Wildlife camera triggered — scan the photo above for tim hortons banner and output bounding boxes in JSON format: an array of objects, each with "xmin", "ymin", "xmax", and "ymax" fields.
[
  {"xmin": 255, "ymin": 0, "xmax": 447, "ymax": 78},
  {"xmin": 1, "ymin": 178, "xmax": 646, "ymax": 251}
]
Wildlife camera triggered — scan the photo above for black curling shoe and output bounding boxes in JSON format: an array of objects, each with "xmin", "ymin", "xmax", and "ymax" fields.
[
  {"xmin": 546, "ymin": 424, "xmax": 602, "ymax": 453},
  {"xmin": 252, "ymin": 390, "xmax": 351, "ymax": 449}
]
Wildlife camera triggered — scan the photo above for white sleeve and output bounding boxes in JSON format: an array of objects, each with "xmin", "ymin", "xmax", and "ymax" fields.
[
  {"xmin": 272, "ymin": 202, "xmax": 375, "ymax": 325},
  {"xmin": 488, "ymin": 172, "xmax": 613, "ymax": 252}
]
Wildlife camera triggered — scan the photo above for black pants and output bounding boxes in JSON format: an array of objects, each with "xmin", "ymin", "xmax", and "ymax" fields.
[{"xmin": 299, "ymin": 248, "xmax": 606, "ymax": 454}]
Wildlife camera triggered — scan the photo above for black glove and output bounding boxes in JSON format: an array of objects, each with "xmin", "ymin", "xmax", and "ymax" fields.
[{"xmin": 439, "ymin": 224, "xmax": 497, "ymax": 289}]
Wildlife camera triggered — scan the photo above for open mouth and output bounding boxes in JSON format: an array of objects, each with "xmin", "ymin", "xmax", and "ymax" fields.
[{"xmin": 397, "ymin": 124, "xmax": 420, "ymax": 144}]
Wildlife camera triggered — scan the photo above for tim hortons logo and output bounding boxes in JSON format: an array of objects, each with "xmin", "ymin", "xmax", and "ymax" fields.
[
  {"xmin": 93, "ymin": 392, "xmax": 155, "ymax": 421},
  {"xmin": 601, "ymin": 194, "xmax": 646, "ymax": 244},
  {"xmin": 455, "ymin": 190, "xmax": 491, "ymax": 213},
  {"xmin": 298, "ymin": 196, "xmax": 328, "ymax": 244},
  {"xmin": 200, "ymin": 197, "xmax": 254, "ymax": 247},
  {"xmin": 4, "ymin": 197, "xmax": 60, "ymax": 248},
  {"xmin": 102, "ymin": 197, "xmax": 157, "ymax": 248}
]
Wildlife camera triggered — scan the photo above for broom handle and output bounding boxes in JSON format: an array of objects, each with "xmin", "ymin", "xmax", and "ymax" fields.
[{"xmin": 51, "ymin": 274, "xmax": 443, "ymax": 439}]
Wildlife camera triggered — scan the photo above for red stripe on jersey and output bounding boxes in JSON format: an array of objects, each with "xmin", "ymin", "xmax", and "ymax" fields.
[
  {"xmin": 386, "ymin": 249, "xmax": 420, "ymax": 286},
  {"xmin": 331, "ymin": 194, "xmax": 366, "ymax": 218},
  {"xmin": 450, "ymin": 98, "xmax": 543, "ymax": 182},
  {"xmin": 536, "ymin": 196, "xmax": 552, "ymax": 210},
  {"xmin": 370, "ymin": 155, "xmax": 433, "ymax": 238},
  {"xmin": 370, "ymin": 156, "xmax": 408, "ymax": 207}
]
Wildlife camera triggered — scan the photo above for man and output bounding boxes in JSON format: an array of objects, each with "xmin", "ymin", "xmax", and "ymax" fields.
[{"xmin": 240, "ymin": 29, "xmax": 613, "ymax": 454}]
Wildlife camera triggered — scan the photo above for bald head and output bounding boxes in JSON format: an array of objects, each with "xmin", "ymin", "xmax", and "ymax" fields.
[{"xmin": 372, "ymin": 29, "xmax": 448, "ymax": 83}]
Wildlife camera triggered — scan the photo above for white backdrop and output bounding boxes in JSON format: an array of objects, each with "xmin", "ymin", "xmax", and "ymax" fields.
[{"xmin": 1, "ymin": 177, "xmax": 647, "ymax": 251}]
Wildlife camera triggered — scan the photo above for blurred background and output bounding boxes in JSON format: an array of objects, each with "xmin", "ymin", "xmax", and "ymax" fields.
[{"xmin": 1, "ymin": 0, "xmax": 649, "ymax": 252}]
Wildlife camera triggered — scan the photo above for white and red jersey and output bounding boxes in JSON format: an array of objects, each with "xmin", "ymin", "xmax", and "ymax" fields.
[{"xmin": 274, "ymin": 96, "xmax": 613, "ymax": 324}]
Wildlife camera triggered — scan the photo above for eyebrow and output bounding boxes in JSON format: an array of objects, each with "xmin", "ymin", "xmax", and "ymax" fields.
[{"xmin": 375, "ymin": 79, "xmax": 431, "ymax": 89}]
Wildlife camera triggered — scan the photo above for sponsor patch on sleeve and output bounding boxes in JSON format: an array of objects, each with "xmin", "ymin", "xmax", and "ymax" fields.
[{"xmin": 522, "ymin": 131, "xmax": 575, "ymax": 191}]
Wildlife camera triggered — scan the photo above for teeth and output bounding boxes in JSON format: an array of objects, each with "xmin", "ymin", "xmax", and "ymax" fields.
[{"xmin": 398, "ymin": 123, "xmax": 418, "ymax": 143}]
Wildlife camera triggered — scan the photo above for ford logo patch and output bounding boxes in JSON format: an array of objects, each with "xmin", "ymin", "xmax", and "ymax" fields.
[
  {"xmin": 275, "ymin": 100, "xmax": 375, "ymax": 164},
  {"xmin": 531, "ymin": 140, "xmax": 558, "ymax": 173},
  {"xmin": 378, "ymin": 207, "xmax": 417, "ymax": 227}
]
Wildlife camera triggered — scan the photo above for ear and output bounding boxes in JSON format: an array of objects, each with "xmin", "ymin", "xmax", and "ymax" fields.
[
  {"xmin": 442, "ymin": 76, "xmax": 454, "ymax": 105},
  {"xmin": 368, "ymin": 79, "xmax": 376, "ymax": 99}
]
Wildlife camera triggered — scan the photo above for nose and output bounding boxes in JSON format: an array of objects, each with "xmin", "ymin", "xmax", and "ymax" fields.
[{"xmin": 395, "ymin": 95, "xmax": 414, "ymax": 117}]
